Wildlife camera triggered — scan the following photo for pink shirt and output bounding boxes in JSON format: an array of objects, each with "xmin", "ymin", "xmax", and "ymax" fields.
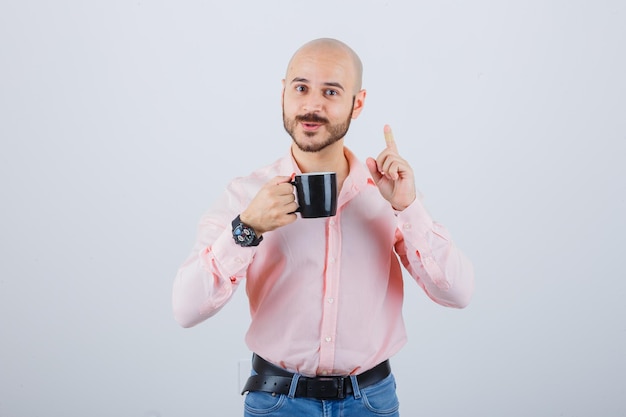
[{"xmin": 173, "ymin": 147, "xmax": 474, "ymax": 377}]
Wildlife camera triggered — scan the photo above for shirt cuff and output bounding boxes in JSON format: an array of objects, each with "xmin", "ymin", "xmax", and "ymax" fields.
[
  {"xmin": 203, "ymin": 227, "xmax": 257, "ymax": 281},
  {"xmin": 395, "ymin": 197, "xmax": 435, "ymax": 236},
  {"xmin": 395, "ymin": 198, "xmax": 452, "ymax": 290}
]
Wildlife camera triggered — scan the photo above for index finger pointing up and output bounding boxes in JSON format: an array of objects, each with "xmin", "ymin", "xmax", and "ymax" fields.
[{"xmin": 384, "ymin": 124, "xmax": 397, "ymax": 151}]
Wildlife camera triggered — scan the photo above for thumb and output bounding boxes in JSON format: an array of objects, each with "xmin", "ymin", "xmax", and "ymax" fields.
[{"xmin": 366, "ymin": 157, "xmax": 382, "ymax": 183}]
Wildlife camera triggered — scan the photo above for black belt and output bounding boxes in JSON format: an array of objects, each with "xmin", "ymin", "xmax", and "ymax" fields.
[{"xmin": 241, "ymin": 354, "xmax": 391, "ymax": 400}]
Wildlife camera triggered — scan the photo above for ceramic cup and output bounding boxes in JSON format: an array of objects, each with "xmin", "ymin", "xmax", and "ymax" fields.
[{"xmin": 291, "ymin": 172, "xmax": 337, "ymax": 218}]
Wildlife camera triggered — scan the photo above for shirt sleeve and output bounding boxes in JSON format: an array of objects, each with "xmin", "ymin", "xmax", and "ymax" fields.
[
  {"xmin": 172, "ymin": 187, "xmax": 257, "ymax": 328},
  {"xmin": 394, "ymin": 197, "xmax": 475, "ymax": 308}
]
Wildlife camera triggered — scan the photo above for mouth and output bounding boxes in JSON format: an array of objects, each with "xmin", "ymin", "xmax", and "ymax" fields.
[
  {"xmin": 300, "ymin": 122, "xmax": 324, "ymax": 132},
  {"xmin": 295, "ymin": 113, "xmax": 329, "ymax": 133}
]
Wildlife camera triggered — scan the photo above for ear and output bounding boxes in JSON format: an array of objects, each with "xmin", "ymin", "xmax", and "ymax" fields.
[
  {"xmin": 281, "ymin": 79, "xmax": 286, "ymax": 107},
  {"xmin": 351, "ymin": 89, "xmax": 367, "ymax": 119}
]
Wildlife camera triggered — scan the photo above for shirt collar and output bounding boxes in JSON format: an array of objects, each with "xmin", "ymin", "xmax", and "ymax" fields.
[
  {"xmin": 282, "ymin": 146, "xmax": 375, "ymax": 192},
  {"xmin": 343, "ymin": 147, "xmax": 375, "ymax": 189}
]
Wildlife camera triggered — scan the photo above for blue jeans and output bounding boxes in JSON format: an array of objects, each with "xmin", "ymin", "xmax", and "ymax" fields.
[{"xmin": 243, "ymin": 373, "xmax": 400, "ymax": 417}]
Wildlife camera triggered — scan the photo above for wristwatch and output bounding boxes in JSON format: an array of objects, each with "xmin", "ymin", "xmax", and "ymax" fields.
[{"xmin": 232, "ymin": 215, "xmax": 263, "ymax": 247}]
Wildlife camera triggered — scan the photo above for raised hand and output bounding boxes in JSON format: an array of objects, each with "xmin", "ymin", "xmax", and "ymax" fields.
[
  {"xmin": 366, "ymin": 125, "xmax": 417, "ymax": 211},
  {"xmin": 240, "ymin": 176, "xmax": 298, "ymax": 235}
]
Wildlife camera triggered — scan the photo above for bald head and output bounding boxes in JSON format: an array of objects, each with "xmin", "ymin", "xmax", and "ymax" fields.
[{"xmin": 286, "ymin": 38, "xmax": 363, "ymax": 94}]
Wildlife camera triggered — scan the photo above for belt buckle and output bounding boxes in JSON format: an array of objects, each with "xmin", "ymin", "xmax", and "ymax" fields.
[{"xmin": 307, "ymin": 377, "xmax": 345, "ymax": 399}]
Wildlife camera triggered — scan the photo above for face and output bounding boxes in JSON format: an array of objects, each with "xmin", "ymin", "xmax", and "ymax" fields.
[
  {"xmin": 282, "ymin": 47, "xmax": 364, "ymax": 153},
  {"xmin": 283, "ymin": 96, "xmax": 354, "ymax": 153}
]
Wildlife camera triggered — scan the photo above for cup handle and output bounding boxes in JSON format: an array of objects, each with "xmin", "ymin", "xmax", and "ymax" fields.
[{"xmin": 289, "ymin": 181, "xmax": 300, "ymax": 214}]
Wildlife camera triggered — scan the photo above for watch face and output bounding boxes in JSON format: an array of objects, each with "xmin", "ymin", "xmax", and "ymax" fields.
[
  {"xmin": 232, "ymin": 215, "xmax": 262, "ymax": 247},
  {"xmin": 233, "ymin": 224, "xmax": 254, "ymax": 246}
]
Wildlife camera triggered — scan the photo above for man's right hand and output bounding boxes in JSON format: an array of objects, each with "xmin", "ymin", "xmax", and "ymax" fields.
[{"xmin": 239, "ymin": 175, "xmax": 298, "ymax": 236}]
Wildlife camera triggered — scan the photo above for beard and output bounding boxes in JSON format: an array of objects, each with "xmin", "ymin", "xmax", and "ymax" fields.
[{"xmin": 283, "ymin": 97, "xmax": 355, "ymax": 153}]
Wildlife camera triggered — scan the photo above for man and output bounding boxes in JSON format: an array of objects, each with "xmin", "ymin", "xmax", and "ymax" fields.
[{"xmin": 173, "ymin": 38, "xmax": 474, "ymax": 417}]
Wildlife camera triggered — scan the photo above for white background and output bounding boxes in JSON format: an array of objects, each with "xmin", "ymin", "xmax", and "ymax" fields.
[{"xmin": 1, "ymin": 1, "xmax": 625, "ymax": 416}]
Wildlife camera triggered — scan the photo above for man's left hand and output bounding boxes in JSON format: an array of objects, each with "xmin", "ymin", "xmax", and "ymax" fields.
[{"xmin": 366, "ymin": 125, "xmax": 417, "ymax": 211}]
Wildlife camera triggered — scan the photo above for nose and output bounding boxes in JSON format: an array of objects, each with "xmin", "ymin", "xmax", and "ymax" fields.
[{"xmin": 302, "ymin": 91, "xmax": 324, "ymax": 113}]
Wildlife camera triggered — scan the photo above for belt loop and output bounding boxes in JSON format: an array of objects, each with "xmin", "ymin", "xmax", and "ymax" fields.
[
  {"xmin": 288, "ymin": 373, "xmax": 301, "ymax": 399},
  {"xmin": 349, "ymin": 375, "xmax": 362, "ymax": 399}
]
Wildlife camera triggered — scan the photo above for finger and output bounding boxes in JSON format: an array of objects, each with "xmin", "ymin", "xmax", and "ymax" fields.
[
  {"xmin": 379, "ymin": 157, "xmax": 398, "ymax": 180},
  {"xmin": 386, "ymin": 162, "xmax": 400, "ymax": 180},
  {"xmin": 270, "ymin": 176, "xmax": 295, "ymax": 195},
  {"xmin": 376, "ymin": 151, "xmax": 397, "ymax": 175},
  {"xmin": 276, "ymin": 182, "xmax": 296, "ymax": 196},
  {"xmin": 285, "ymin": 201, "xmax": 298, "ymax": 214},
  {"xmin": 274, "ymin": 175, "xmax": 294, "ymax": 185},
  {"xmin": 284, "ymin": 189, "xmax": 296, "ymax": 202},
  {"xmin": 366, "ymin": 157, "xmax": 383, "ymax": 182},
  {"xmin": 384, "ymin": 124, "xmax": 398, "ymax": 152},
  {"xmin": 381, "ymin": 154, "xmax": 408, "ymax": 181}
]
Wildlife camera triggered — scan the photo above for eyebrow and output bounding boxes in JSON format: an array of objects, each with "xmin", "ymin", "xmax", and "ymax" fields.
[{"xmin": 291, "ymin": 77, "xmax": 345, "ymax": 92}]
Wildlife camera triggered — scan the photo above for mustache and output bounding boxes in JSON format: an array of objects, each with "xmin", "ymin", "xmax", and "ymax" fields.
[{"xmin": 295, "ymin": 113, "xmax": 329, "ymax": 124}]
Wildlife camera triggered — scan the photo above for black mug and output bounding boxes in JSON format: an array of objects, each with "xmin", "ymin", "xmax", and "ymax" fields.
[{"xmin": 291, "ymin": 172, "xmax": 337, "ymax": 218}]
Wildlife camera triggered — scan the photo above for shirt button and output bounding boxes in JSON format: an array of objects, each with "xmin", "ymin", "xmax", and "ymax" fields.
[
  {"xmin": 330, "ymin": 220, "xmax": 335, "ymax": 226},
  {"xmin": 321, "ymin": 370, "xmax": 328, "ymax": 376},
  {"xmin": 328, "ymin": 298, "xmax": 334, "ymax": 304},
  {"xmin": 235, "ymin": 257, "xmax": 244, "ymax": 264},
  {"xmin": 325, "ymin": 337, "xmax": 332, "ymax": 342},
  {"xmin": 403, "ymin": 223, "xmax": 412, "ymax": 230},
  {"xmin": 329, "ymin": 257, "xmax": 335, "ymax": 264}
]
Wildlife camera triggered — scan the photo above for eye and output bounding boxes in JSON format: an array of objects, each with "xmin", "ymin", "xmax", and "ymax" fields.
[
  {"xmin": 295, "ymin": 85, "xmax": 307, "ymax": 93},
  {"xmin": 325, "ymin": 89, "xmax": 338, "ymax": 96}
]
